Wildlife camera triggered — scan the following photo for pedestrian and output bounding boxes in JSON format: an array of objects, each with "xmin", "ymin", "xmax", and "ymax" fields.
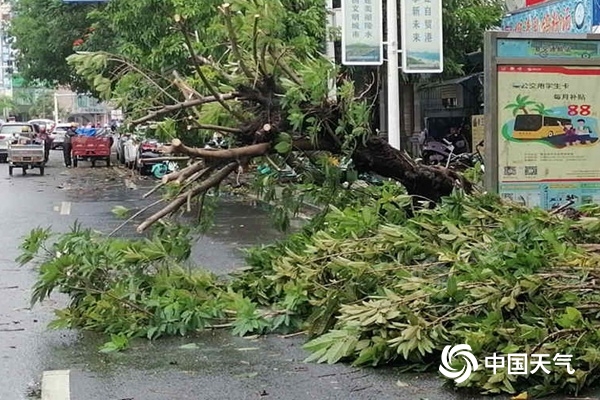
[
  {"xmin": 38, "ymin": 125, "xmax": 51, "ymax": 163},
  {"xmin": 63, "ymin": 123, "xmax": 78, "ymax": 167},
  {"xmin": 418, "ymin": 128, "xmax": 428, "ymax": 145}
]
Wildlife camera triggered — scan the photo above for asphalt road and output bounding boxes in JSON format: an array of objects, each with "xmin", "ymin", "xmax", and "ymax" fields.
[{"xmin": 0, "ymin": 150, "xmax": 591, "ymax": 400}]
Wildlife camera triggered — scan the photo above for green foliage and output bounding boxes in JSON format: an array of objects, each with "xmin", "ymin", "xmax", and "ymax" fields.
[
  {"xmin": 10, "ymin": 0, "xmax": 104, "ymax": 91},
  {"xmin": 111, "ymin": 205, "xmax": 130, "ymax": 219},
  {"xmin": 441, "ymin": 0, "xmax": 504, "ymax": 76},
  {"xmin": 20, "ymin": 191, "xmax": 600, "ymax": 397}
]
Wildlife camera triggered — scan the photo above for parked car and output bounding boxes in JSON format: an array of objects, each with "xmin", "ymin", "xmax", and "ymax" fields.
[
  {"xmin": 49, "ymin": 123, "xmax": 74, "ymax": 150},
  {"xmin": 116, "ymin": 132, "xmax": 139, "ymax": 167},
  {"xmin": 136, "ymin": 139, "xmax": 163, "ymax": 175},
  {"xmin": 28, "ymin": 119, "xmax": 55, "ymax": 133},
  {"xmin": 0, "ymin": 123, "xmax": 37, "ymax": 163}
]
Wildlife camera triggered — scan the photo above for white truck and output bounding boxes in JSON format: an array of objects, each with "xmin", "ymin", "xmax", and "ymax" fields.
[{"xmin": 7, "ymin": 133, "xmax": 45, "ymax": 176}]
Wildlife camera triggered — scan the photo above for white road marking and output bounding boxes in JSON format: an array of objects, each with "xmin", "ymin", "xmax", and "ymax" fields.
[
  {"xmin": 53, "ymin": 206, "xmax": 59, "ymax": 212},
  {"xmin": 41, "ymin": 370, "xmax": 70, "ymax": 400},
  {"xmin": 59, "ymin": 202, "xmax": 71, "ymax": 215}
]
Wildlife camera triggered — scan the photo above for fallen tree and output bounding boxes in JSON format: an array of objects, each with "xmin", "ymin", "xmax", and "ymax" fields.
[
  {"xmin": 19, "ymin": 189, "xmax": 600, "ymax": 398},
  {"xmin": 68, "ymin": 1, "xmax": 471, "ymax": 233}
]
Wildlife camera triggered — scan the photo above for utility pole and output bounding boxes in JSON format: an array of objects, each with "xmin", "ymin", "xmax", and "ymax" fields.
[
  {"xmin": 386, "ymin": 0, "xmax": 401, "ymax": 150},
  {"xmin": 53, "ymin": 93, "xmax": 59, "ymax": 123},
  {"xmin": 326, "ymin": 0, "xmax": 337, "ymax": 101}
]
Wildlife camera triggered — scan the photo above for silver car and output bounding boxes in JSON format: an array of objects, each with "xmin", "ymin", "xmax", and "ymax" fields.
[
  {"xmin": 49, "ymin": 123, "xmax": 72, "ymax": 149},
  {"xmin": 0, "ymin": 130, "xmax": 10, "ymax": 163},
  {"xmin": 0, "ymin": 123, "xmax": 37, "ymax": 163}
]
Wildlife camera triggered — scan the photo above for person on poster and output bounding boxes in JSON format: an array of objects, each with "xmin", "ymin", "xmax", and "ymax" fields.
[
  {"xmin": 576, "ymin": 119, "xmax": 592, "ymax": 135},
  {"xmin": 574, "ymin": 119, "xmax": 593, "ymax": 144},
  {"xmin": 558, "ymin": 121, "xmax": 578, "ymax": 146}
]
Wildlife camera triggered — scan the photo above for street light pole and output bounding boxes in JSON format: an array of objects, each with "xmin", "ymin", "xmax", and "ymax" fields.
[
  {"xmin": 386, "ymin": 0, "xmax": 401, "ymax": 150},
  {"xmin": 53, "ymin": 93, "xmax": 59, "ymax": 123}
]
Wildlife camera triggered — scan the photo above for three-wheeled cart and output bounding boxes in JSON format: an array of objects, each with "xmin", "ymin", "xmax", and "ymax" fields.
[
  {"xmin": 72, "ymin": 136, "xmax": 111, "ymax": 167},
  {"xmin": 7, "ymin": 139, "xmax": 45, "ymax": 176}
]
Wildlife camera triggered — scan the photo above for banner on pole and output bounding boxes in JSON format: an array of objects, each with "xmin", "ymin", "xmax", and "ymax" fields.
[
  {"xmin": 341, "ymin": 0, "xmax": 383, "ymax": 65},
  {"xmin": 400, "ymin": 0, "xmax": 444, "ymax": 73}
]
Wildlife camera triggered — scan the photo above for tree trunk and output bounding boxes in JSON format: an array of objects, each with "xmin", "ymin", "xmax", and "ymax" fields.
[{"xmin": 352, "ymin": 136, "xmax": 471, "ymax": 203}]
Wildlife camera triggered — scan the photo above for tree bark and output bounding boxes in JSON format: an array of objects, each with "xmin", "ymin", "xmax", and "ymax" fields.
[{"xmin": 353, "ymin": 136, "xmax": 471, "ymax": 202}]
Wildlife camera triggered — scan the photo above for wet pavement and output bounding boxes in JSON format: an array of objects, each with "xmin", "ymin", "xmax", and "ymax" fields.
[{"xmin": 0, "ymin": 150, "xmax": 590, "ymax": 400}]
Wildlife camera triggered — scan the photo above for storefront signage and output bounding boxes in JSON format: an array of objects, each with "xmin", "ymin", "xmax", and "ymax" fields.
[
  {"xmin": 74, "ymin": 95, "xmax": 107, "ymax": 114},
  {"xmin": 341, "ymin": 0, "xmax": 383, "ymax": 65},
  {"xmin": 400, "ymin": 0, "xmax": 443, "ymax": 73},
  {"xmin": 502, "ymin": 0, "xmax": 592, "ymax": 33}
]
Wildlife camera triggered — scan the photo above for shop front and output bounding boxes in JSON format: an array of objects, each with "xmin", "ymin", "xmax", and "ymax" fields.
[{"xmin": 502, "ymin": 0, "xmax": 600, "ymax": 33}]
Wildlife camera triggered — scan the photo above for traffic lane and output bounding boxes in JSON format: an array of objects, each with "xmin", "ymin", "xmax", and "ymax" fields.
[
  {"xmin": 65, "ymin": 331, "xmax": 415, "ymax": 400},
  {"xmin": 0, "ymin": 151, "xmax": 79, "ymax": 400}
]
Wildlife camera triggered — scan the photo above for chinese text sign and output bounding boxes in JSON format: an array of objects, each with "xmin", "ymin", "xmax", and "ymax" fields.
[
  {"xmin": 400, "ymin": 0, "xmax": 443, "ymax": 73},
  {"xmin": 497, "ymin": 65, "xmax": 600, "ymax": 210},
  {"xmin": 341, "ymin": 0, "xmax": 383, "ymax": 65}
]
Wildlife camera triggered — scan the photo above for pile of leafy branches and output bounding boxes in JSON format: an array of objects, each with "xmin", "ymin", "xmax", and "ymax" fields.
[{"xmin": 18, "ymin": 187, "xmax": 600, "ymax": 397}]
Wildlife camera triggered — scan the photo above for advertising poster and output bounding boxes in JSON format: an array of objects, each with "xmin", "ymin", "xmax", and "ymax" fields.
[
  {"xmin": 341, "ymin": 0, "xmax": 383, "ymax": 65},
  {"xmin": 400, "ymin": 0, "xmax": 443, "ymax": 73},
  {"xmin": 497, "ymin": 65, "xmax": 600, "ymax": 209}
]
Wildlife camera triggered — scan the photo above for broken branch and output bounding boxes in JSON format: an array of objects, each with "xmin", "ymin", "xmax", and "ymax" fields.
[
  {"xmin": 179, "ymin": 24, "xmax": 247, "ymax": 122},
  {"xmin": 161, "ymin": 138, "xmax": 270, "ymax": 159},
  {"xmin": 220, "ymin": 3, "xmax": 255, "ymax": 81},
  {"xmin": 136, "ymin": 162, "xmax": 239, "ymax": 232},
  {"xmin": 196, "ymin": 124, "xmax": 242, "ymax": 134},
  {"xmin": 131, "ymin": 93, "xmax": 239, "ymax": 126}
]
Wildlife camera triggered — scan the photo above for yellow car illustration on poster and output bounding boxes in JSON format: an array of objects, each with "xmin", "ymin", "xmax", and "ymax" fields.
[
  {"xmin": 502, "ymin": 94, "xmax": 599, "ymax": 149},
  {"xmin": 512, "ymin": 114, "xmax": 572, "ymax": 139}
]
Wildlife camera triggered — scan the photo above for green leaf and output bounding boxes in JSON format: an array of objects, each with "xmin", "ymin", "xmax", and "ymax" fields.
[
  {"xmin": 274, "ymin": 141, "xmax": 292, "ymax": 154},
  {"xmin": 446, "ymin": 275, "xmax": 457, "ymax": 297},
  {"xmin": 556, "ymin": 307, "xmax": 583, "ymax": 329},
  {"xmin": 111, "ymin": 205, "xmax": 130, "ymax": 218},
  {"xmin": 437, "ymin": 233, "xmax": 457, "ymax": 241}
]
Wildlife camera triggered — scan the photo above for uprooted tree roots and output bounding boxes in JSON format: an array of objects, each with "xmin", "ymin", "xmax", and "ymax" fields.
[{"xmin": 19, "ymin": 191, "xmax": 600, "ymax": 397}]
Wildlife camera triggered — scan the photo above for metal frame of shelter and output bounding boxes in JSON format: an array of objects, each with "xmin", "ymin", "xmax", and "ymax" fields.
[{"xmin": 484, "ymin": 31, "xmax": 600, "ymax": 207}]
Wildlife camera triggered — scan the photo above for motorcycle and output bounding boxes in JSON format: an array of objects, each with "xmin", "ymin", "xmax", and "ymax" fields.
[
  {"xmin": 135, "ymin": 139, "xmax": 179, "ymax": 178},
  {"xmin": 418, "ymin": 139, "xmax": 484, "ymax": 172}
]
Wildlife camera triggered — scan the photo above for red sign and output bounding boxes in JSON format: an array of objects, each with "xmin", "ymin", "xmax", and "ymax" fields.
[{"xmin": 526, "ymin": 0, "xmax": 548, "ymax": 5}]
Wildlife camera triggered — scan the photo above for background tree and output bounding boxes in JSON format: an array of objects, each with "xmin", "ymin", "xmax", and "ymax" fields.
[
  {"xmin": 9, "ymin": 0, "xmax": 105, "ymax": 92},
  {"xmin": 27, "ymin": 91, "xmax": 54, "ymax": 119},
  {"xmin": 0, "ymin": 95, "xmax": 16, "ymax": 119},
  {"xmin": 441, "ymin": 0, "xmax": 503, "ymax": 76}
]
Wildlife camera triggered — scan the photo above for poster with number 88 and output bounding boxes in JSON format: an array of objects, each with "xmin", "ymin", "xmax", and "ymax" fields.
[{"xmin": 497, "ymin": 66, "xmax": 600, "ymax": 195}]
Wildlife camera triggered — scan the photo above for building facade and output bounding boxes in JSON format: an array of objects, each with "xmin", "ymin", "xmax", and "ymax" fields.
[{"xmin": 0, "ymin": 0, "xmax": 13, "ymax": 98}]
